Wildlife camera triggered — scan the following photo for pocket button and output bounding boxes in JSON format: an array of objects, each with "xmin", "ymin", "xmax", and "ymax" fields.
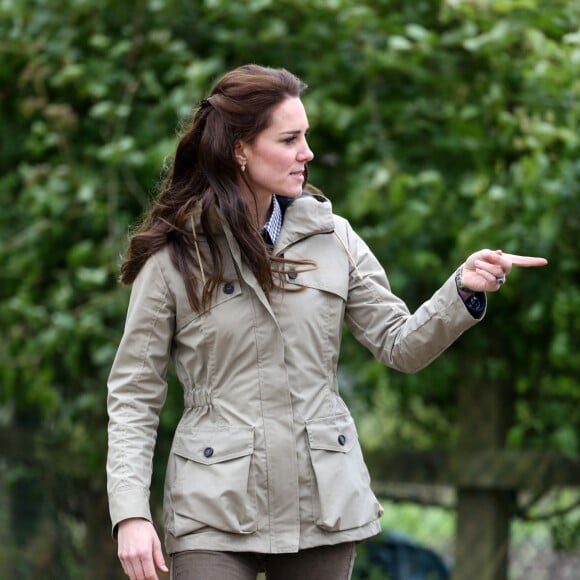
[
  {"xmin": 287, "ymin": 271, "xmax": 298, "ymax": 280},
  {"xmin": 203, "ymin": 447, "xmax": 214, "ymax": 458},
  {"xmin": 223, "ymin": 283, "xmax": 235, "ymax": 294},
  {"xmin": 337, "ymin": 434, "xmax": 346, "ymax": 446}
]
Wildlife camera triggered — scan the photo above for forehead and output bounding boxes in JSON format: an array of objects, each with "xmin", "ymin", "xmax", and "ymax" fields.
[{"xmin": 265, "ymin": 97, "xmax": 309, "ymax": 131}]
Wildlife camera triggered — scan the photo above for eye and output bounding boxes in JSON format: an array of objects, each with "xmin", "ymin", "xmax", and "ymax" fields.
[{"xmin": 282, "ymin": 135, "xmax": 297, "ymax": 144}]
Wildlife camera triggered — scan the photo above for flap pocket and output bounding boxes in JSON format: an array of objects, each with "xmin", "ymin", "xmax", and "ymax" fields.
[
  {"xmin": 306, "ymin": 413, "xmax": 357, "ymax": 453},
  {"xmin": 168, "ymin": 425, "xmax": 257, "ymax": 536},
  {"xmin": 305, "ymin": 413, "xmax": 382, "ymax": 532},
  {"xmin": 173, "ymin": 426, "xmax": 254, "ymax": 466}
]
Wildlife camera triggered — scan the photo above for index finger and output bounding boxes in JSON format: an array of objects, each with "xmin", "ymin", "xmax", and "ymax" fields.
[{"xmin": 502, "ymin": 253, "xmax": 548, "ymax": 267}]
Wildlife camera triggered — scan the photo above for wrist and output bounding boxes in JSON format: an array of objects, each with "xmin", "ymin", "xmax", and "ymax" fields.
[
  {"xmin": 455, "ymin": 266, "xmax": 486, "ymax": 319},
  {"xmin": 455, "ymin": 265, "xmax": 476, "ymax": 294}
]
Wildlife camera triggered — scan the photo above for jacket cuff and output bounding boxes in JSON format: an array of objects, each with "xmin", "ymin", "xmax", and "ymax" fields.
[
  {"xmin": 442, "ymin": 270, "xmax": 486, "ymax": 323},
  {"xmin": 109, "ymin": 486, "xmax": 152, "ymax": 538}
]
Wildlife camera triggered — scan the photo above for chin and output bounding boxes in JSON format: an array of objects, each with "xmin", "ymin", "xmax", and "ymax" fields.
[{"xmin": 283, "ymin": 188, "xmax": 304, "ymax": 198}]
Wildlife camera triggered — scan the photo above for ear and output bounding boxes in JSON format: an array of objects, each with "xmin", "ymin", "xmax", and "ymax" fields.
[{"xmin": 234, "ymin": 141, "xmax": 247, "ymax": 167}]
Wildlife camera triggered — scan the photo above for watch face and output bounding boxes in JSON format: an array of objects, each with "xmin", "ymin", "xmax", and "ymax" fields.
[{"xmin": 466, "ymin": 293, "xmax": 485, "ymax": 316}]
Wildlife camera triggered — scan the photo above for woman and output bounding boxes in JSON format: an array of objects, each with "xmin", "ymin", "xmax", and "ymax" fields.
[{"xmin": 106, "ymin": 64, "xmax": 547, "ymax": 580}]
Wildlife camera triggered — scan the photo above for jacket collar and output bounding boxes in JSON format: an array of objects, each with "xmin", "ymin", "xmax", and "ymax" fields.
[
  {"xmin": 187, "ymin": 192, "xmax": 334, "ymax": 235},
  {"xmin": 186, "ymin": 191, "xmax": 335, "ymax": 263},
  {"xmin": 274, "ymin": 193, "xmax": 335, "ymax": 254}
]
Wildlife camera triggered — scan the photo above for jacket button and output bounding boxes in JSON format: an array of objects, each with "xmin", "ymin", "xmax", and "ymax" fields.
[
  {"xmin": 203, "ymin": 447, "xmax": 214, "ymax": 458},
  {"xmin": 338, "ymin": 434, "xmax": 346, "ymax": 446},
  {"xmin": 223, "ymin": 283, "xmax": 234, "ymax": 294},
  {"xmin": 287, "ymin": 271, "xmax": 298, "ymax": 280}
]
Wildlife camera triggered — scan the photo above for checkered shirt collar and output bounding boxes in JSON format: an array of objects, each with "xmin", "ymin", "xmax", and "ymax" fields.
[{"xmin": 262, "ymin": 195, "xmax": 283, "ymax": 245}]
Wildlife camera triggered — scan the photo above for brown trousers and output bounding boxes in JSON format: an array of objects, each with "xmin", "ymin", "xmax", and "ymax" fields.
[{"xmin": 171, "ymin": 542, "xmax": 356, "ymax": 580}]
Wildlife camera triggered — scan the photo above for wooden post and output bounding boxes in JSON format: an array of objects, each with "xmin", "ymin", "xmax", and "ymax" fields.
[{"xmin": 453, "ymin": 379, "xmax": 514, "ymax": 580}]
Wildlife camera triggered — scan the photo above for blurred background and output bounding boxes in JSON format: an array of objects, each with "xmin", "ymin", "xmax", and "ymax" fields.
[{"xmin": 1, "ymin": 0, "xmax": 578, "ymax": 578}]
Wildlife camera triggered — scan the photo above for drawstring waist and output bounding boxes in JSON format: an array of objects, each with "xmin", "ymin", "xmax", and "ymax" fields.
[{"xmin": 184, "ymin": 389, "xmax": 214, "ymax": 409}]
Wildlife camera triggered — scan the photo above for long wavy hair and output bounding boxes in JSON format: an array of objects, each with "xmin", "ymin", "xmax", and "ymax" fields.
[{"xmin": 120, "ymin": 64, "xmax": 314, "ymax": 311}]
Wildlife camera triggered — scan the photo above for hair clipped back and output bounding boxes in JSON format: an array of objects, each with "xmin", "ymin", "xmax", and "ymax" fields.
[{"xmin": 120, "ymin": 65, "xmax": 311, "ymax": 311}]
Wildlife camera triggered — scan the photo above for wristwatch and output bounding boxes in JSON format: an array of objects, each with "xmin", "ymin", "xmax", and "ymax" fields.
[{"xmin": 455, "ymin": 266, "xmax": 486, "ymax": 318}]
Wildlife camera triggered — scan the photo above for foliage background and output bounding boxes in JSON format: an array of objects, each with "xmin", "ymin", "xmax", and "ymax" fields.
[{"xmin": 1, "ymin": 0, "xmax": 578, "ymax": 577}]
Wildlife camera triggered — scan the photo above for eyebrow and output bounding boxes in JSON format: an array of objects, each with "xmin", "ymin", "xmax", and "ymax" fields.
[{"xmin": 279, "ymin": 129, "xmax": 309, "ymax": 135}]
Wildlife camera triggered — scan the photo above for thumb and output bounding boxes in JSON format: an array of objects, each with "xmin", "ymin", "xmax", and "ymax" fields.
[{"xmin": 152, "ymin": 535, "xmax": 169, "ymax": 573}]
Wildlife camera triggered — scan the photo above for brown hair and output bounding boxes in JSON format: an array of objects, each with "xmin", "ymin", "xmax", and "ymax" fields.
[{"xmin": 119, "ymin": 64, "xmax": 313, "ymax": 311}]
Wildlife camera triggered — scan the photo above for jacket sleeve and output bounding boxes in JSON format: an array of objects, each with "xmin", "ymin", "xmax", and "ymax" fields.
[
  {"xmin": 106, "ymin": 251, "xmax": 176, "ymax": 533},
  {"xmin": 339, "ymin": 218, "xmax": 485, "ymax": 373}
]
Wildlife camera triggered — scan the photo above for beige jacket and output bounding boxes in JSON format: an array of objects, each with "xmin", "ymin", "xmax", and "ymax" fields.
[{"xmin": 107, "ymin": 193, "xmax": 483, "ymax": 555}]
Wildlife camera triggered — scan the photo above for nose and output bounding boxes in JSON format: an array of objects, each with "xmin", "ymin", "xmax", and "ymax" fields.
[{"xmin": 299, "ymin": 139, "xmax": 314, "ymax": 162}]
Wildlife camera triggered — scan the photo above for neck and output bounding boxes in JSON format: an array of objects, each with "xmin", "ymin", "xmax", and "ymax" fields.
[
  {"xmin": 240, "ymin": 188, "xmax": 273, "ymax": 228},
  {"xmin": 258, "ymin": 195, "xmax": 274, "ymax": 227}
]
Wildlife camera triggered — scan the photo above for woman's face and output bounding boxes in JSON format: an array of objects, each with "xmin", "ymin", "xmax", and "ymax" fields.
[{"xmin": 236, "ymin": 97, "xmax": 314, "ymax": 203}]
